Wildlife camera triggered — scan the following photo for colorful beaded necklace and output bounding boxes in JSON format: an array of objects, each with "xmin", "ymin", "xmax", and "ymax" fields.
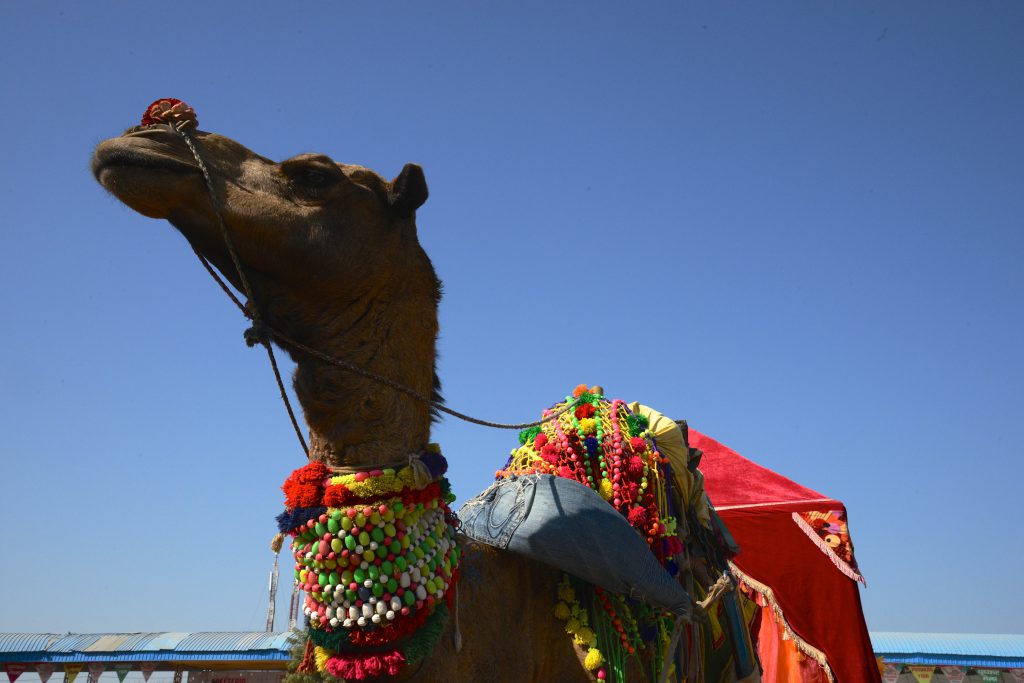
[
  {"xmin": 277, "ymin": 445, "xmax": 461, "ymax": 680},
  {"xmin": 496, "ymin": 386, "xmax": 686, "ymax": 683}
]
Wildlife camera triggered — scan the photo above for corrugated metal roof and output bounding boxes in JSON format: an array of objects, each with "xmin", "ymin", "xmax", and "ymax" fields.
[
  {"xmin": 0, "ymin": 633, "xmax": 295, "ymax": 664},
  {"xmin": 174, "ymin": 633, "xmax": 287, "ymax": 653},
  {"xmin": 871, "ymin": 632, "xmax": 1024, "ymax": 668},
  {"xmin": 0, "ymin": 634, "xmax": 59, "ymax": 654}
]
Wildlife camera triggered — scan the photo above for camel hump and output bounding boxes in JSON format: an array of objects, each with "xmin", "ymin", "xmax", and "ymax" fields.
[{"xmin": 459, "ymin": 474, "xmax": 693, "ymax": 617}]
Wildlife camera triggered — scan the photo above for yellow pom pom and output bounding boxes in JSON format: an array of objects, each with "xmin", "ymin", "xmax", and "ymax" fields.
[
  {"xmin": 314, "ymin": 646, "xmax": 332, "ymax": 672},
  {"xmin": 557, "ymin": 584, "xmax": 576, "ymax": 603},
  {"xmin": 573, "ymin": 626, "xmax": 596, "ymax": 647},
  {"xmin": 585, "ymin": 648, "xmax": 603, "ymax": 670},
  {"xmin": 599, "ymin": 478, "xmax": 613, "ymax": 501},
  {"xmin": 565, "ymin": 618, "xmax": 581, "ymax": 634},
  {"xmin": 579, "ymin": 418, "xmax": 597, "ymax": 435},
  {"xmin": 554, "ymin": 601, "xmax": 571, "ymax": 620}
]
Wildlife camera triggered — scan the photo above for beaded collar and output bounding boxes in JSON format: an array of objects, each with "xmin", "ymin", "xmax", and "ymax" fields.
[{"xmin": 276, "ymin": 446, "xmax": 461, "ymax": 680}]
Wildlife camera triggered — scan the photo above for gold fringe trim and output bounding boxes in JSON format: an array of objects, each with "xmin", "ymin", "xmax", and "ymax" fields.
[
  {"xmin": 727, "ymin": 561, "xmax": 836, "ymax": 683},
  {"xmin": 790, "ymin": 513, "xmax": 866, "ymax": 585}
]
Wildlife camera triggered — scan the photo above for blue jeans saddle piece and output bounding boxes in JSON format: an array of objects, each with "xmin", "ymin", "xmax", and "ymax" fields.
[{"xmin": 458, "ymin": 474, "xmax": 693, "ymax": 617}]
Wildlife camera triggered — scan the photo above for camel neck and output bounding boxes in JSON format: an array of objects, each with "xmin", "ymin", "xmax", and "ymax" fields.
[{"xmin": 281, "ymin": 283, "xmax": 439, "ymax": 469}]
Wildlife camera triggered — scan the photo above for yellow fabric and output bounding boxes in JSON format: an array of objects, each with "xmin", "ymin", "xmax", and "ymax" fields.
[{"xmin": 628, "ymin": 402, "xmax": 712, "ymax": 528}]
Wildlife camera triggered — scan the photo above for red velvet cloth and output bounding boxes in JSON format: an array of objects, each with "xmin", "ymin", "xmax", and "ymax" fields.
[{"xmin": 693, "ymin": 430, "xmax": 880, "ymax": 683}]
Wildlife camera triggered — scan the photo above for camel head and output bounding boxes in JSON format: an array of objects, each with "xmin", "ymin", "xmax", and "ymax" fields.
[{"xmin": 92, "ymin": 113, "xmax": 441, "ymax": 466}]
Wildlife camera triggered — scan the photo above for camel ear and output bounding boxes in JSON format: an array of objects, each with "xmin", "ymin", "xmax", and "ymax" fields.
[{"xmin": 389, "ymin": 163, "xmax": 428, "ymax": 217}]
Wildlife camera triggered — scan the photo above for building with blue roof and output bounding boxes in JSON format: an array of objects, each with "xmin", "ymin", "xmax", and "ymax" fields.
[
  {"xmin": 0, "ymin": 633, "xmax": 294, "ymax": 683},
  {"xmin": 3, "ymin": 630, "xmax": 1024, "ymax": 682},
  {"xmin": 870, "ymin": 632, "xmax": 1024, "ymax": 682}
]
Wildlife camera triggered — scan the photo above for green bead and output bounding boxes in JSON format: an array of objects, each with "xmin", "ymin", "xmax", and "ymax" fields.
[
  {"xmin": 403, "ymin": 591, "xmax": 415, "ymax": 606},
  {"xmin": 395, "ymin": 556, "xmax": 408, "ymax": 571},
  {"xmin": 344, "ymin": 535, "xmax": 357, "ymax": 551},
  {"xmin": 327, "ymin": 518, "xmax": 340, "ymax": 533},
  {"xmin": 371, "ymin": 527, "xmax": 385, "ymax": 543},
  {"xmin": 381, "ymin": 561, "xmax": 394, "ymax": 576},
  {"xmin": 372, "ymin": 584, "xmax": 384, "ymax": 598},
  {"xmin": 386, "ymin": 578, "xmax": 398, "ymax": 593},
  {"xmin": 354, "ymin": 568, "xmax": 366, "ymax": 584}
]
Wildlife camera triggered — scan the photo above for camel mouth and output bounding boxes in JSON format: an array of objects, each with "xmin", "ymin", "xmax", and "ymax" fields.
[{"xmin": 92, "ymin": 128, "xmax": 199, "ymax": 182}]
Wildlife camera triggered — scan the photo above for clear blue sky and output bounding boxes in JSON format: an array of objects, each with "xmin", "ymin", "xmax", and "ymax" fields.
[{"xmin": 2, "ymin": 1, "xmax": 1021, "ymax": 638}]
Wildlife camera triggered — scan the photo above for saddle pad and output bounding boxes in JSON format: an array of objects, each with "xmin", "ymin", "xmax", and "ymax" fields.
[{"xmin": 459, "ymin": 473, "xmax": 693, "ymax": 617}]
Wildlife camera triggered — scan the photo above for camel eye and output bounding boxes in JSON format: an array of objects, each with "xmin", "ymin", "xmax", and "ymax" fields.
[{"xmin": 294, "ymin": 169, "xmax": 331, "ymax": 188}]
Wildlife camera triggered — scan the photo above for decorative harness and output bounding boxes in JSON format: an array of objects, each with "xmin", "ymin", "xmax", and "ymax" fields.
[{"xmin": 276, "ymin": 447, "xmax": 461, "ymax": 679}]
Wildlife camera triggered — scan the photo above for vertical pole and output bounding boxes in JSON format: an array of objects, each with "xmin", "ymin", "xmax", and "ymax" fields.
[{"xmin": 265, "ymin": 553, "xmax": 279, "ymax": 632}]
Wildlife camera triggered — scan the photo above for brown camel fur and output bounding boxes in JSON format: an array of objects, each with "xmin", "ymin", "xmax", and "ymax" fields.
[{"xmin": 92, "ymin": 126, "xmax": 597, "ymax": 682}]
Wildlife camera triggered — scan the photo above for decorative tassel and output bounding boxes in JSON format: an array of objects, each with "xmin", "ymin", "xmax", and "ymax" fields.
[{"xmin": 270, "ymin": 532, "xmax": 284, "ymax": 554}]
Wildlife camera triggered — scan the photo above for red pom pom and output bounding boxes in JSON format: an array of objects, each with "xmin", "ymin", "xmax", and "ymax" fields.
[
  {"xmin": 628, "ymin": 506, "xmax": 649, "ymax": 527},
  {"xmin": 534, "ymin": 433, "xmax": 548, "ymax": 449},
  {"xmin": 574, "ymin": 403, "xmax": 596, "ymax": 419},
  {"xmin": 626, "ymin": 456, "xmax": 645, "ymax": 475},
  {"xmin": 141, "ymin": 98, "xmax": 198, "ymax": 129},
  {"xmin": 629, "ymin": 436, "xmax": 647, "ymax": 453},
  {"xmin": 323, "ymin": 484, "xmax": 351, "ymax": 507},
  {"xmin": 541, "ymin": 443, "xmax": 561, "ymax": 464},
  {"xmin": 557, "ymin": 465, "xmax": 575, "ymax": 479},
  {"xmin": 281, "ymin": 461, "xmax": 331, "ymax": 507}
]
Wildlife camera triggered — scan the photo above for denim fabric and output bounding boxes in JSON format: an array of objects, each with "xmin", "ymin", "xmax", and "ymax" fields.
[{"xmin": 459, "ymin": 474, "xmax": 693, "ymax": 617}]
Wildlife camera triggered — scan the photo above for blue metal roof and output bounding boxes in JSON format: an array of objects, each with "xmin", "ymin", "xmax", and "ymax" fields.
[
  {"xmin": 871, "ymin": 632, "xmax": 1024, "ymax": 668},
  {"xmin": 0, "ymin": 633, "xmax": 296, "ymax": 664}
]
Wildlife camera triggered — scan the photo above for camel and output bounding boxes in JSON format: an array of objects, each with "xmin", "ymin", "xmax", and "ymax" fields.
[{"xmin": 92, "ymin": 107, "xmax": 746, "ymax": 682}]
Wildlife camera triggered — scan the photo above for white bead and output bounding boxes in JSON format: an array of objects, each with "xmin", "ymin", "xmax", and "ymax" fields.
[
  {"xmin": 391, "ymin": 597, "xmax": 402, "ymax": 611},
  {"xmin": 364, "ymin": 579, "xmax": 374, "ymax": 588},
  {"xmin": 386, "ymin": 610, "xmax": 395, "ymax": 621},
  {"xmin": 329, "ymin": 618, "xmax": 338, "ymax": 627},
  {"xmin": 371, "ymin": 614, "xmax": 382, "ymax": 624},
  {"xmin": 376, "ymin": 601, "xmax": 387, "ymax": 615},
  {"xmin": 362, "ymin": 603, "xmax": 373, "ymax": 618},
  {"xmin": 415, "ymin": 585, "xmax": 427, "ymax": 601},
  {"xmin": 400, "ymin": 573, "xmax": 411, "ymax": 588},
  {"xmin": 342, "ymin": 619, "xmax": 353, "ymax": 628},
  {"xmin": 356, "ymin": 616, "xmax": 366, "ymax": 627}
]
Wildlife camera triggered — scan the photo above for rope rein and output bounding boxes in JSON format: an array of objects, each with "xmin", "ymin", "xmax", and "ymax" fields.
[{"xmin": 172, "ymin": 125, "xmax": 576, "ymax": 457}]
